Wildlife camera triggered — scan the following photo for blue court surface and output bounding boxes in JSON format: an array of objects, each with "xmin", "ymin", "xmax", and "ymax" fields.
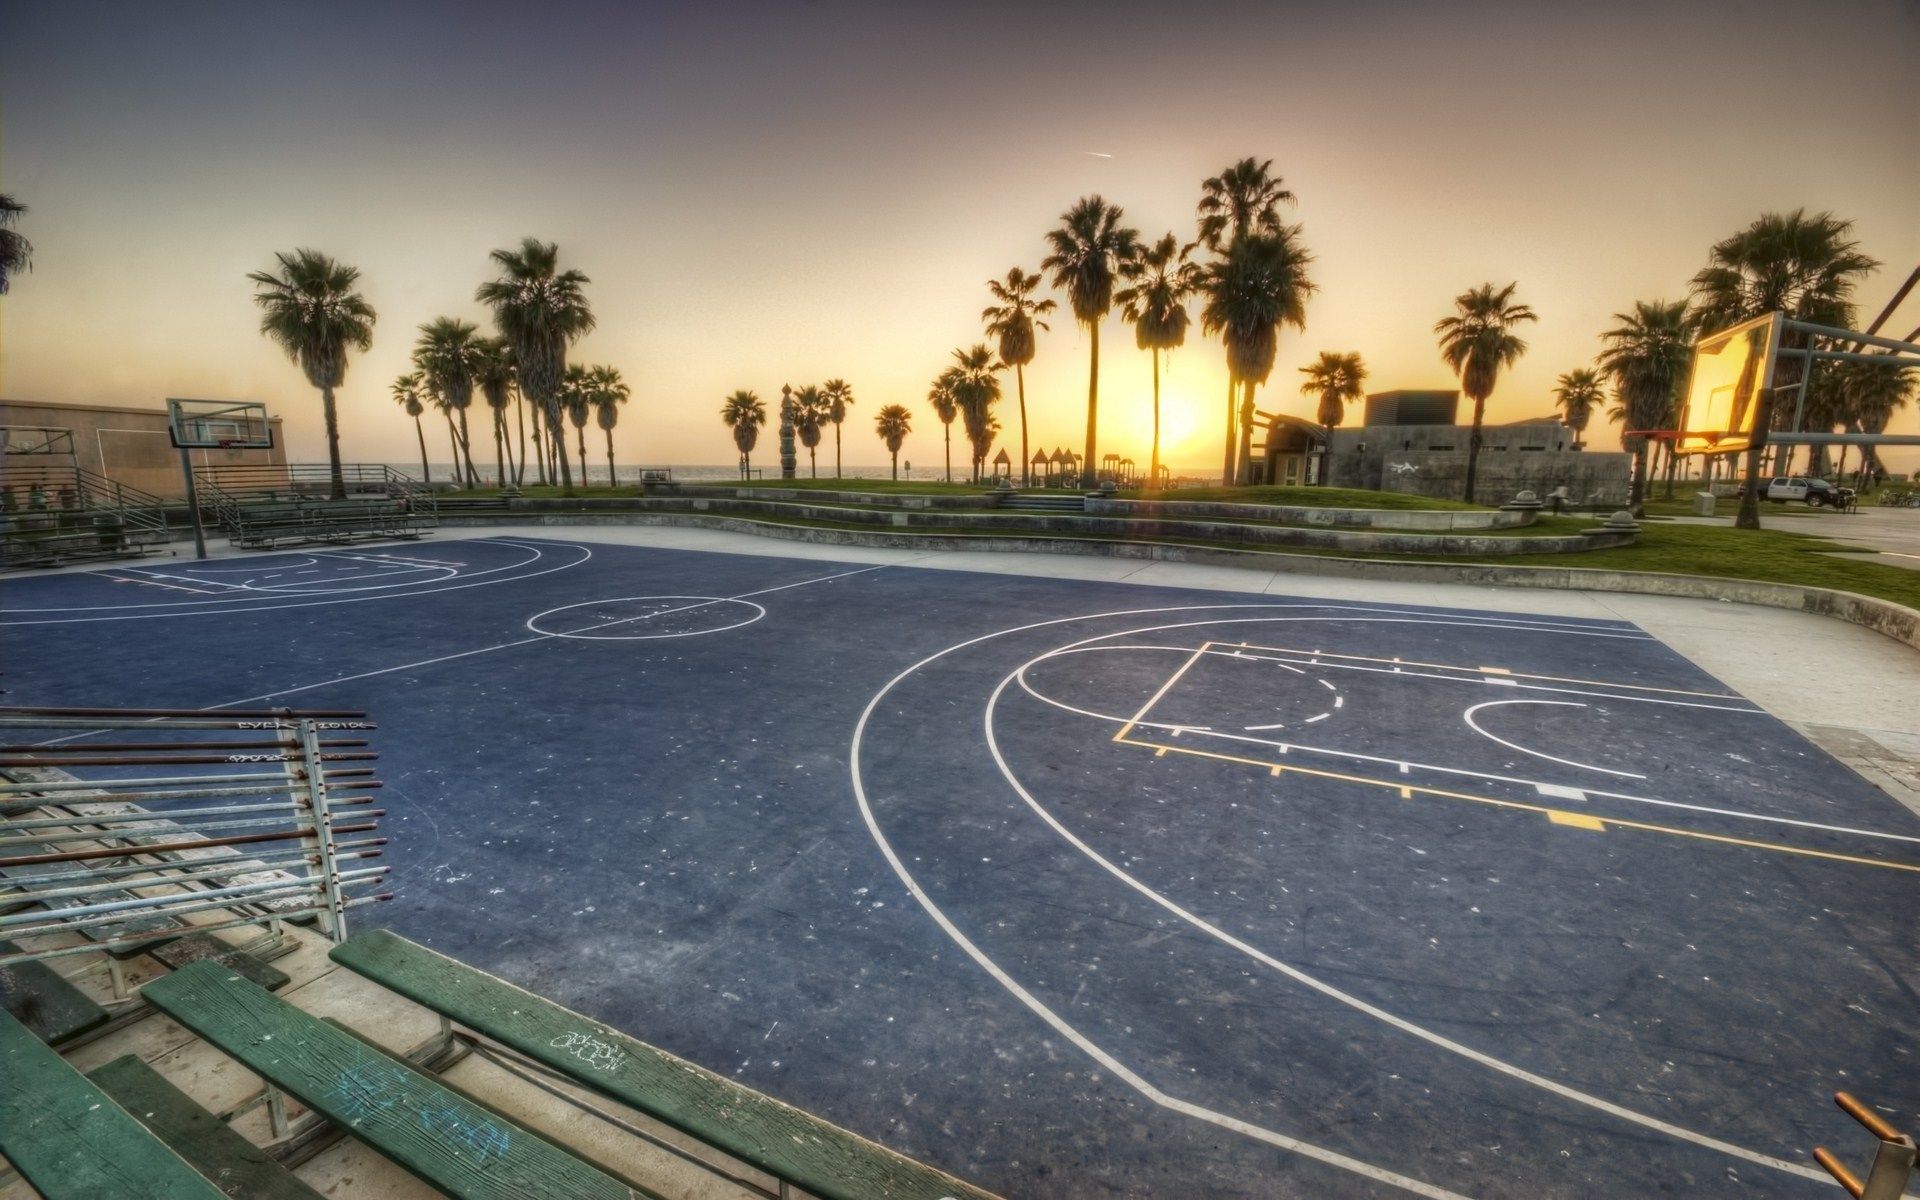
[{"xmin": 4, "ymin": 535, "xmax": 1917, "ymax": 1198}]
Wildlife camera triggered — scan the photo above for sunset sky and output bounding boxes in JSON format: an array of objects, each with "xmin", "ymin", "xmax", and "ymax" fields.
[{"xmin": 2, "ymin": 0, "xmax": 1916, "ymax": 474}]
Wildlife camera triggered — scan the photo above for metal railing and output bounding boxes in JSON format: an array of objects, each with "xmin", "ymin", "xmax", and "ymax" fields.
[
  {"xmin": 1, "ymin": 462, "xmax": 172, "ymax": 569},
  {"xmin": 192, "ymin": 462, "xmax": 438, "ymax": 549},
  {"xmin": 0, "ymin": 706, "xmax": 394, "ymax": 983}
]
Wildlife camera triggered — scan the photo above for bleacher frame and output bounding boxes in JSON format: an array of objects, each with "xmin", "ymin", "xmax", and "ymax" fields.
[{"xmin": 192, "ymin": 462, "xmax": 438, "ymax": 550}]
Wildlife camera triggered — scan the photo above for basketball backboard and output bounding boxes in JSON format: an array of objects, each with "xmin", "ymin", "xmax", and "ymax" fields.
[
  {"xmin": 167, "ymin": 398, "xmax": 274, "ymax": 449},
  {"xmin": 1674, "ymin": 312, "xmax": 1780, "ymax": 456}
]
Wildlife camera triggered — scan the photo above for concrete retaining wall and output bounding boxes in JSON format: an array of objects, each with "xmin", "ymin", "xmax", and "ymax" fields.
[{"xmin": 438, "ymin": 511, "xmax": 1920, "ymax": 654}]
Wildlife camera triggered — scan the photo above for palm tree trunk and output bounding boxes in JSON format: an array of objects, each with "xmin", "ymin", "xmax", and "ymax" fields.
[
  {"xmin": 321, "ymin": 385, "xmax": 347, "ymax": 500},
  {"xmin": 1222, "ymin": 374, "xmax": 1237, "ymax": 486},
  {"xmin": 1149, "ymin": 349, "xmax": 1162, "ymax": 492},
  {"xmin": 1016, "ymin": 364, "xmax": 1030, "ymax": 488},
  {"xmin": 1082, "ymin": 322, "xmax": 1100, "ymax": 488},
  {"xmin": 548, "ymin": 401, "xmax": 574, "ymax": 494},
  {"xmin": 412, "ymin": 415, "xmax": 431, "ymax": 483},
  {"xmin": 605, "ymin": 428, "xmax": 616, "ymax": 487},
  {"xmin": 1462, "ymin": 391, "xmax": 1487, "ymax": 504},
  {"xmin": 1235, "ymin": 379, "xmax": 1256, "ymax": 485}
]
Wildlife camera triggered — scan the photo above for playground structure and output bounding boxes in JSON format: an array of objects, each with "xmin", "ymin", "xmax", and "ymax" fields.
[{"xmin": 0, "ymin": 427, "xmax": 171, "ymax": 570}]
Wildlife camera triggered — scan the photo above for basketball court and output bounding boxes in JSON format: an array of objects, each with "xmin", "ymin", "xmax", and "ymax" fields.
[{"xmin": 3, "ymin": 534, "xmax": 1917, "ymax": 1197}]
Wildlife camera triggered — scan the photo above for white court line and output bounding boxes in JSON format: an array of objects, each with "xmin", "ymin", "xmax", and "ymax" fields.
[
  {"xmin": 1461, "ymin": 700, "xmax": 1645, "ymax": 780},
  {"xmin": 852, "ymin": 603, "xmax": 1866, "ymax": 1193},
  {"xmin": 1020, "ymin": 638, "xmax": 1920, "ymax": 847}
]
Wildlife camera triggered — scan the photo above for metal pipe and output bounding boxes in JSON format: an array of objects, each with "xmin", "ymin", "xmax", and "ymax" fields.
[
  {"xmin": 0, "ymin": 893, "xmax": 392, "ymax": 965},
  {"xmin": 0, "ymin": 867, "xmax": 389, "ymax": 937},
  {"xmin": 0, "ymin": 866, "xmax": 389, "ymax": 930},
  {"xmin": 0, "ymin": 820, "xmax": 381, "ymax": 868}
]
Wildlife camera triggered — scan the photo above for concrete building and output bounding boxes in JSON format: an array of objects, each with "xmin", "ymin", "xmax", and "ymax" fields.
[
  {"xmin": 0, "ymin": 398, "xmax": 285, "ymax": 499},
  {"xmin": 1254, "ymin": 392, "xmax": 1631, "ymax": 504}
]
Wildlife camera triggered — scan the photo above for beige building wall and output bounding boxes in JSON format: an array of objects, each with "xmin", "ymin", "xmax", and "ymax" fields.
[{"xmin": 1, "ymin": 398, "xmax": 286, "ymax": 498}]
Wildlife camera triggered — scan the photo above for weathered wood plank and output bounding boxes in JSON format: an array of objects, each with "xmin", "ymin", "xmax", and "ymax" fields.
[
  {"xmin": 331, "ymin": 929, "xmax": 999, "ymax": 1200},
  {"xmin": 143, "ymin": 960, "xmax": 641, "ymax": 1200},
  {"xmin": 88, "ymin": 1053, "xmax": 325, "ymax": 1200},
  {"xmin": 0, "ymin": 938, "xmax": 109, "ymax": 1043},
  {"xmin": 0, "ymin": 1010, "xmax": 225, "ymax": 1199}
]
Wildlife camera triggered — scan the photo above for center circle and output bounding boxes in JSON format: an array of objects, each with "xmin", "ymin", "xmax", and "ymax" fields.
[{"xmin": 525, "ymin": 595, "xmax": 766, "ymax": 641}]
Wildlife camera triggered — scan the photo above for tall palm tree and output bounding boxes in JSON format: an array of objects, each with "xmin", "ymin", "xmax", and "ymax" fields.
[
  {"xmin": 947, "ymin": 345, "xmax": 1004, "ymax": 482},
  {"xmin": 1690, "ymin": 210, "xmax": 1878, "ymax": 527},
  {"xmin": 793, "ymin": 385, "xmax": 826, "ymax": 478},
  {"xmin": 1197, "ymin": 159, "xmax": 1297, "ymax": 482},
  {"xmin": 474, "ymin": 338, "xmax": 518, "ymax": 488},
  {"xmin": 1552, "ymin": 368, "xmax": 1605, "ymax": 447},
  {"xmin": 559, "ymin": 364, "xmax": 592, "ymax": 485},
  {"xmin": 390, "ymin": 372, "xmax": 431, "ymax": 483},
  {"xmin": 1597, "ymin": 299, "xmax": 1692, "ymax": 514},
  {"xmin": 248, "ymin": 249, "xmax": 376, "ymax": 499},
  {"xmin": 1117, "ymin": 234, "xmax": 1197, "ymax": 490},
  {"xmin": 1434, "ymin": 282, "xmax": 1536, "ymax": 503},
  {"xmin": 413, "ymin": 317, "xmax": 484, "ymax": 487},
  {"xmin": 982, "ymin": 267, "xmax": 1056, "ymax": 486},
  {"xmin": 1043, "ymin": 196, "xmax": 1140, "ymax": 486},
  {"xmin": 1298, "ymin": 351, "xmax": 1367, "ymax": 483},
  {"xmin": 822, "ymin": 379, "xmax": 854, "ymax": 478},
  {"xmin": 721, "ymin": 390, "xmax": 767, "ymax": 478},
  {"xmin": 928, "ymin": 374, "xmax": 959, "ymax": 482},
  {"xmin": 875, "ymin": 404, "xmax": 913, "ymax": 480},
  {"xmin": 1198, "ymin": 226, "xmax": 1316, "ymax": 484},
  {"xmin": 0, "ymin": 194, "xmax": 32, "ymax": 294},
  {"xmin": 476, "ymin": 239, "xmax": 595, "ymax": 494},
  {"xmin": 588, "ymin": 364, "xmax": 630, "ymax": 485}
]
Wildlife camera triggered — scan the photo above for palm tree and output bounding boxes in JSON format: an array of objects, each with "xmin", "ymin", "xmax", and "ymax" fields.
[
  {"xmin": 1434, "ymin": 282, "xmax": 1536, "ymax": 503},
  {"xmin": 588, "ymin": 364, "xmax": 630, "ymax": 485},
  {"xmin": 474, "ymin": 338, "xmax": 518, "ymax": 488},
  {"xmin": 820, "ymin": 379, "xmax": 855, "ymax": 478},
  {"xmin": 982, "ymin": 267, "xmax": 1057, "ymax": 486},
  {"xmin": 947, "ymin": 345, "xmax": 1004, "ymax": 482},
  {"xmin": 0, "ymin": 194, "xmax": 31, "ymax": 294},
  {"xmin": 1691, "ymin": 210, "xmax": 1879, "ymax": 527},
  {"xmin": 413, "ymin": 317, "xmax": 484, "ymax": 487},
  {"xmin": 1297, "ymin": 352, "xmax": 1367, "ymax": 482},
  {"xmin": 1196, "ymin": 159, "xmax": 1297, "ymax": 482},
  {"xmin": 1043, "ymin": 196, "xmax": 1140, "ymax": 487},
  {"xmin": 875, "ymin": 404, "xmax": 913, "ymax": 480},
  {"xmin": 476, "ymin": 239, "xmax": 595, "ymax": 494},
  {"xmin": 391, "ymin": 372, "xmax": 432, "ymax": 483},
  {"xmin": 1117, "ymin": 234, "xmax": 1197, "ymax": 490},
  {"xmin": 1198, "ymin": 227, "xmax": 1316, "ymax": 484},
  {"xmin": 1597, "ymin": 299, "xmax": 1692, "ymax": 514},
  {"xmin": 721, "ymin": 390, "xmax": 767, "ymax": 478},
  {"xmin": 247, "ymin": 249, "xmax": 376, "ymax": 499},
  {"xmin": 1552, "ymin": 368, "xmax": 1605, "ymax": 447},
  {"xmin": 793, "ymin": 385, "xmax": 826, "ymax": 478},
  {"xmin": 928, "ymin": 374, "xmax": 959, "ymax": 482},
  {"xmin": 559, "ymin": 364, "xmax": 592, "ymax": 485}
]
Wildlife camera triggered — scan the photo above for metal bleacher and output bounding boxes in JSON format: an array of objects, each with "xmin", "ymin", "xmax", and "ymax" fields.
[
  {"xmin": 191, "ymin": 463, "xmax": 437, "ymax": 550},
  {"xmin": 1, "ymin": 428, "xmax": 172, "ymax": 570}
]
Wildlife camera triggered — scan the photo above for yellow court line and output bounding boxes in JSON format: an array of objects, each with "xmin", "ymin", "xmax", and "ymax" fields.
[
  {"xmin": 1221, "ymin": 642, "xmax": 1745, "ymax": 701},
  {"xmin": 1116, "ymin": 731, "xmax": 1920, "ymax": 875}
]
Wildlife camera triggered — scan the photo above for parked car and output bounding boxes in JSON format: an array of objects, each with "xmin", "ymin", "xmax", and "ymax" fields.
[{"xmin": 1758, "ymin": 476, "xmax": 1855, "ymax": 507}]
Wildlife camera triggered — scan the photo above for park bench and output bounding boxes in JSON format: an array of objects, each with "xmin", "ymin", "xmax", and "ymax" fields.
[
  {"xmin": 143, "ymin": 959, "xmax": 647, "ymax": 1199},
  {"xmin": 330, "ymin": 929, "xmax": 999, "ymax": 1200},
  {"xmin": 0, "ymin": 1009, "xmax": 226, "ymax": 1199}
]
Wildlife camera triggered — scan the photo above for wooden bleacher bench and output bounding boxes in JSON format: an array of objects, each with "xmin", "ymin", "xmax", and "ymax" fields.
[
  {"xmin": 87, "ymin": 1054, "xmax": 325, "ymax": 1200},
  {"xmin": 0, "ymin": 1010, "xmax": 226, "ymax": 1199},
  {"xmin": 143, "ymin": 959, "xmax": 645, "ymax": 1199},
  {"xmin": 331, "ymin": 929, "xmax": 999, "ymax": 1200}
]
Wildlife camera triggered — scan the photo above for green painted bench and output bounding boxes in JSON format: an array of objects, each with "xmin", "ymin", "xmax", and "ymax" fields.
[
  {"xmin": 88, "ymin": 1054, "xmax": 324, "ymax": 1200},
  {"xmin": 143, "ymin": 960, "xmax": 644, "ymax": 1199},
  {"xmin": 0, "ymin": 1010, "xmax": 224, "ymax": 1199},
  {"xmin": 331, "ymin": 929, "xmax": 998, "ymax": 1200}
]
